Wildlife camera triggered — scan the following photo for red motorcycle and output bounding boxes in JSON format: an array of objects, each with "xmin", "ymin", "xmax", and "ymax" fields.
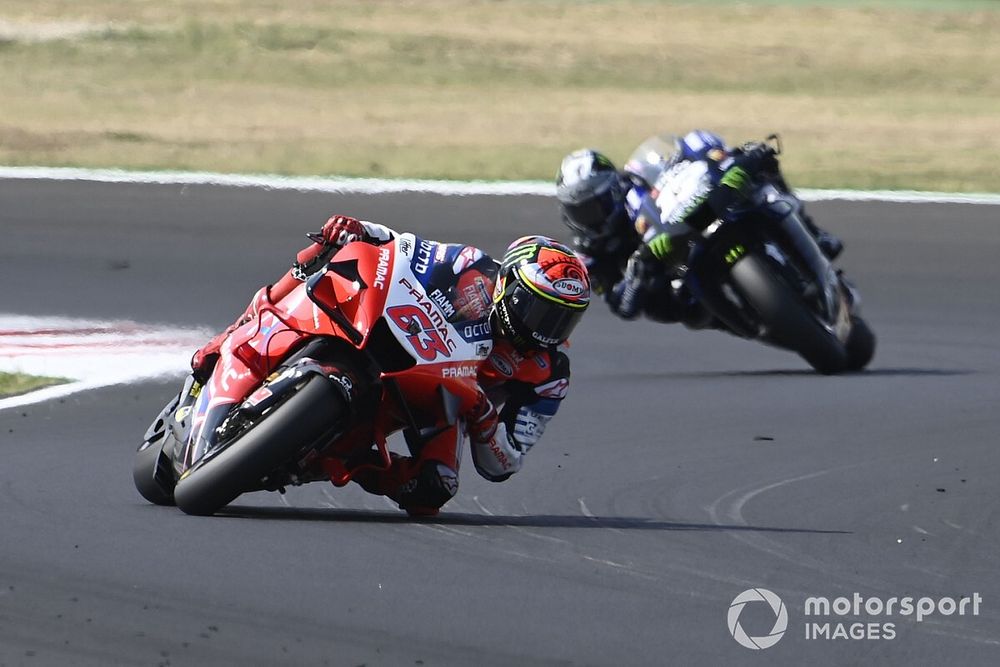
[{"xmin": 133, "ymin": 235, "xmax": 490, "ymax": 516}]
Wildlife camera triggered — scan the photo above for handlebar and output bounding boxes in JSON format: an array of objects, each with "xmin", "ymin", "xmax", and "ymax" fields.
[{"xmin": 765, "ymin": 133, "xmax": 782, "ymax": 156}]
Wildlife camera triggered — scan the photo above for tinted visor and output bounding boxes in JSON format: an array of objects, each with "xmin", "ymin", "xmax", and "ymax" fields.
[
  {"xmin": 507, "ymin": 284, "xmax": 585, "ymax": 346},
  {"xmin": 561, "ymin": 186, "xmax": 622, "ymax": 240}
]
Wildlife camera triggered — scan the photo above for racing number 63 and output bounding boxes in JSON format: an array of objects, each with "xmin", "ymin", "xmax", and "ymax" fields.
[{"xmin": 386, "ymin": 304, "xmax": 451, "ymax": 361}]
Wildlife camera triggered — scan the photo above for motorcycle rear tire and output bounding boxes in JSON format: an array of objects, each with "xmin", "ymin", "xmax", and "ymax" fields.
[
  {"xmin": 844, "ymin": 315, "xmax": 876, "ymax": 371},
  {"xmin": 731, "ymin": 253, "xmax": 847, "ymax": 375},
  {"xmin": 133, "ymin": 395, "xmax": 181, "ymax": 506},
  {"xmin": 133, "ymin": 436, "xmax": 177, "ymax": 506},
  {"xmin": 173, "ymin": 374, "xmax": 346, "ymax": 516}
]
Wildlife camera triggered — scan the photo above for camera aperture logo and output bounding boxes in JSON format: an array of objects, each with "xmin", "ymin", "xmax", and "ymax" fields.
[
  {"xmin": 727, "ymin": 588, "xmax": 983, "ymax": 649},
  {"xmin": 728, "ymin": 588, "xmax": 788, "ymax": 650}
]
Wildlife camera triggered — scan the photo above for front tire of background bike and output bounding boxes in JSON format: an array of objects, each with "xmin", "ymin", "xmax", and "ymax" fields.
[{"xmin": 730, "ymin": 253, "xmax": 847, "ymax": 375}]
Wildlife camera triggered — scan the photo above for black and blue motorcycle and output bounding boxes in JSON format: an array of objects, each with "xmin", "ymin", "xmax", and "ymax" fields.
[{"xmin": 626, "ymin": 135, "xmax": 875, "ymax": 374}]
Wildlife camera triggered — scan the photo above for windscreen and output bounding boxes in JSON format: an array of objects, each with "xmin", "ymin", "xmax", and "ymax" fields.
[{"xmin": 624, "ymin": 135, "xmax": 678, "ymax": 189}]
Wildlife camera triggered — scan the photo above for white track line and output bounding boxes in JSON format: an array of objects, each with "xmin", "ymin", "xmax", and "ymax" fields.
[
  {"xmin": 0, "ymin": 314, "xmax": 210, "ymax": 411},
  {"xmin": 2, "ymin": 166, "xmax": 1000, "ymax": 204},
  {"xmin": 0, "ymin": 166, "xmax": 553, "ymax": 197}
]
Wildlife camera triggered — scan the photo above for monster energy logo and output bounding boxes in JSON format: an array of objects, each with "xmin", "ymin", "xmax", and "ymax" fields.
[
  {"xmin": 724, "ymin": 244, "xmax": 746, "ymax": 265},
  {"xmin": 721, "ymin": 166, "xmax": 751, "ymax": 194},
  {"xmin": 502, "ymin": 244, "xmax": 538, "ymax": 269},
  {"xmin": 594, "ymin": 154, "xmax": 615, "ymax": 170},
  {"xmin": 648, "ymin": 234, "xmax": 673, "ymax": 260}
]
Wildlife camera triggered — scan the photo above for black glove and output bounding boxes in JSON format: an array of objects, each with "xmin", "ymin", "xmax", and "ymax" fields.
[
  {"xmin": 609, "ymin": 250, "xmax": 654, "ymax": 320},
  {"xmin": 734, "ymin": 141, "xmax": 781, "ymax": 178}
]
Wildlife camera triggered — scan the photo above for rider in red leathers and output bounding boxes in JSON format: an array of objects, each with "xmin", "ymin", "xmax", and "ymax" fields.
[{"xmin": 191, "ymin": 215, "xmax": 590, "ymax": 516}]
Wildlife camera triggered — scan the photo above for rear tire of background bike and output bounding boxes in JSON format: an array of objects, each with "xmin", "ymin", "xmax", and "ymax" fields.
[
  {"xmin": 844, "ymin": 315, "xmax": 876, "ymax": 371},
  {"xmin": 173, "ymin": 375, "xmax": 346, "ymax": 516},
  {"xmin": 133, "ymin": 437, "xmax": 177, "ymax": 506},
  {"xmin": 731, "ymin": 254, "xmax": 847, "ymax": 375}
]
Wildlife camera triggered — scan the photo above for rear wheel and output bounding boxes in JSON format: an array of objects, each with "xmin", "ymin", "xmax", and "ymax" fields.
[
  {"xmin": 844, "ymin": 315, "xmax": 876, "ymax": 371},
  {"xmin": 133, "ymin": 437, "xmax": 177, "ymax": 506},
  {"xmin": 133, "ymin": 396, "xmax": 181, "ymax": 506},
  {"xmin": 731, "ymin": 254, "xmax": 847, "ymax": 374},
  {"xmin": 173, "ymin": 375, "xmax": 347, "ymax": 516}
]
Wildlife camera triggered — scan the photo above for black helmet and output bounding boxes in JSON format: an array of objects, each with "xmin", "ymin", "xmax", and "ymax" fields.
[
  {"xmin": 555, "ymin": 149, "xmax": 627, "ymax": 242},
  {"xmin": 492, "ymin": 236, "xmax": 591, "ymax": 350}
]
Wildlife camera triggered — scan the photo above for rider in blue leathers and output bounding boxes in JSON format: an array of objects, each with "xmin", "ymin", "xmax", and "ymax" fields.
[{"xmin": 556, "ymin": 130, "xmax": 843, "ymax": 328}]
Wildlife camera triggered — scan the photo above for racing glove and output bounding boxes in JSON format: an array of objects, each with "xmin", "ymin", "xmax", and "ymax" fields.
[
  {"xmin": 609, "ymin": 248, "xmax": 656, "ymax": 320},
  {"xmin": 466, "ymin": 390, "xmax": 500, "ymax": 445},
  {"xmin": 320, "ymin": 214, "xmax": 366, "ymax": 248}
]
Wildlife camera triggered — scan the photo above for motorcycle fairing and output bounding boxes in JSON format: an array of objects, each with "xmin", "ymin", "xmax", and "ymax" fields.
[{"xmin": 180, "ymin": 236, "xmax": 488, "ymax": 476}]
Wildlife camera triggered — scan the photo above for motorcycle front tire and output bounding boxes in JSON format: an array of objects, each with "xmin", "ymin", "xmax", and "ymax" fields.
[
  {"xmin": 173, "ymin": 374, "xmax": 346, "ymax": 516},
  {"xmin": 730, "ymin": 253, "xmax": 848, "ymax": 375}
]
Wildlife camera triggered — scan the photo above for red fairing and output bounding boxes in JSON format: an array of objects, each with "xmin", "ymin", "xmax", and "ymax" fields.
[
  {"xmin": 198, "ymin": 242, "xmax": 392, "ymax": 409},
  {"xmin": 297, "ymin": 241, "xmax": 394, "ymax": 344}
]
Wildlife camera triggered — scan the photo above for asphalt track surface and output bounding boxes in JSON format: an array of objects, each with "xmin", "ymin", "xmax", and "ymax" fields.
[{"xmin": 1, "ymin": 179, "xmax": 998, "ymax": 666}]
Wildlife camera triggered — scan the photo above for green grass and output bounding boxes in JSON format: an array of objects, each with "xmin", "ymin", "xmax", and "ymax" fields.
[
  {"xmin": 0, "ymin": 372, "xmax": 69, "ymax": 398},
  {"xmin": 1, "ymin": 1, "xmax": 999, "ymax": 190}
]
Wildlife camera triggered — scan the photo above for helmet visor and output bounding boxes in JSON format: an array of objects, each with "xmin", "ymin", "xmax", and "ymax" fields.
[
  {"xmin": 507, "ymin": 283, "xmax": 585, "ymax": 346},
  {"xmin": 561, "ymin": 186, "xmax": 622, "ymax": 240}
]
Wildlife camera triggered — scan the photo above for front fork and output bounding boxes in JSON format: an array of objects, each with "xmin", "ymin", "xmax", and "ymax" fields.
[
  {"xmin": 137, "ymin": 374, "xmax": 200, "ymax": 469},
  {"xmin": 750, "ymin": 187, "xmax": 841, "ymax": 322}
]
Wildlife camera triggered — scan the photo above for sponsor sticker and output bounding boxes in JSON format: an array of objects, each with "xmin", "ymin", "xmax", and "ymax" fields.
[
  {"xmin": 552, "ymin": 278, "xmax": 586, "ymax": 297},
  {"xmin": 374, "ymin": 245, "xmax": 391, "ymax": 289},
  {"xmin": 489, "ymin": 353, "xmax": 514, "ymax": 377},
  {"xmin": 398, "ymin": 235, "xmax": 414, "ymax": 256},
  {"xmin": 535, "ymin": 377, "xmax": 568, "ymax": 399},
  {"xmin": 442, "ymin": 364, "xmax": 478, "ymax": 379},
  {"xmin": 244, "ymin": 385, "xmax": 273, "ymax": 407}
]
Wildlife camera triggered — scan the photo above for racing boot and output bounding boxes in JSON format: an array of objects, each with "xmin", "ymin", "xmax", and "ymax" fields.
[
  {"xmin": 350, "ymin": 452, "xmax": 413, "ymax": 499},
  {"xmin": 351, "ymin": 454, "xmax": 456, "ymax": 517},
  {"xmin": 397, "ymin": 460, "xmax": 459, "ymax": 517},
  {"xmin": 190, "ymin": 285, "xmax": 272, "ymax": 381},
  {"xmin": 354, "ymin": 423, "xmax": 463, "ymax": 517},
  {"xmin": 190, "ymin": 326, "xmax": 238, "ymax": 382}
]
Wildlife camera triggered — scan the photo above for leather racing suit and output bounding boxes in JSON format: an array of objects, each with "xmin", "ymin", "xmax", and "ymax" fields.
[{"xmin": 192, "ymin": 218, "xmax": 573, "ymax": 516}]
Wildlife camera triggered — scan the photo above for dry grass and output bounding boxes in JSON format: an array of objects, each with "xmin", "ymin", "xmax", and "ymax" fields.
[{"xmin": 1, "ymin": 1, "xmax": 998, "ymax": 190}]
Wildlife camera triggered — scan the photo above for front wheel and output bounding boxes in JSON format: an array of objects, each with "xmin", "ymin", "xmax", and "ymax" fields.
[
  {"xmin": 173, "ymin": 375, "xmax": 347, "ymax": 516},
  {"xmin": 730, "ymin": 254, "xmax": 847, "ymax": 374}
]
